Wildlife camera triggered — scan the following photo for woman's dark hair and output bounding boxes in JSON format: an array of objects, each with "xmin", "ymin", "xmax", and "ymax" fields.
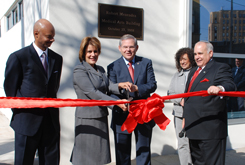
[{"xmin": 175, "ymin": 47, "xmax": 196, "ymax": 72}]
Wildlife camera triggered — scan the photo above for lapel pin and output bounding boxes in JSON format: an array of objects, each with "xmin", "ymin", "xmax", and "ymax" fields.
[{"xmin": 203, "ymin": 71, "xmax": 206, "ymax": 74}]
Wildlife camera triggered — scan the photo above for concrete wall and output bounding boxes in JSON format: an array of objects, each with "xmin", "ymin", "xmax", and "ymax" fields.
[
  {"xmin": 48, "ymin": 0, "xmax": 185, "ymax": 164},
  {"xmin": 2, "ymin": 0, "xmax": 245, "ymax": 165},
  {"xmin": 0, "ymin": 0, "xmax": 193, "ymax": 164}
]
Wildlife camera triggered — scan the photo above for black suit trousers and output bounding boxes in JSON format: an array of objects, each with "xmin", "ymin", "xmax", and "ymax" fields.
[
  {"xmin": 189, "ymin": 138, "xmax": 226, "ymax": 165},
  {"xmin": 14, "ymin": 112, "xmax": 60, "ymax": 165}
]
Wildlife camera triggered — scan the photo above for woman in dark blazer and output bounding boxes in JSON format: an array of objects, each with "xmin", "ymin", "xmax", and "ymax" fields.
[{"xmin": 70, "ymin": 37, "xmax": 132, "ymax": 165}]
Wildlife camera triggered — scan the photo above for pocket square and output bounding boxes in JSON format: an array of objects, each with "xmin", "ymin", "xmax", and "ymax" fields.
[{"xmin": 200, "ymin": 78, "xmax": 209, "ymax": 83}]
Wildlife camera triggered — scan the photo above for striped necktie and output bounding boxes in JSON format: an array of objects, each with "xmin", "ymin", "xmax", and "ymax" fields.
[{"xmin": 41, "ymin": 52, "xmax": 48, "ymax": 74}]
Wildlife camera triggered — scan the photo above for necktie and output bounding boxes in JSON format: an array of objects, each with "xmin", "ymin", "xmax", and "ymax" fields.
[
  {"xmin": 41, "ymin": 52, "xmax": 48, "ymax": 74},
  {"xmin": 235, "ymin": 67, "xmax": 238, "ymax": 76},
  {"xmin": 128, "ymin": 61, "xmax": 134, "ymax": 83},
  {"xmin": 187, "ymin": 67, "xmax": 202, "ymax": 92}
]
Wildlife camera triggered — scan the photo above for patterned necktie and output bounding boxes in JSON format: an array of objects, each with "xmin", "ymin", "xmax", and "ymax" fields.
[
  {"xmin": 187, "ymin": 67, "xmax": 202, "ymax": 92},
  {"xmin": 128, "ymin": 61, "xmax": 134, "ymax": 83},
  {"xmin": 41, "ymin": 52, "xmax": 48, "ymax": 74}
]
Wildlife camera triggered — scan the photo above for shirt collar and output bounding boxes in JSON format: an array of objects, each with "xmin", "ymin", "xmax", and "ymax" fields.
[
  {"xmin": 122, "ymin": 56, "xmax": 135, "ymax": 65},
  {"xmin": 33, "ymin": 42, "xmax": 48, "ymax": 57},
  {"xmin": 200, "ymin": 58, "xmax": 213, "ymax": 70}
]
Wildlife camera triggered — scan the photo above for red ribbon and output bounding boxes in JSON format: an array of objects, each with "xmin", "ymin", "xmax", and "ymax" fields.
[
  {"xmin": 121, "ymin": 93, "xmax": 170, "ymax": 133},
  {"xmin": 1, "ymin": 91, "xmax": 244, "ymax": 133}
]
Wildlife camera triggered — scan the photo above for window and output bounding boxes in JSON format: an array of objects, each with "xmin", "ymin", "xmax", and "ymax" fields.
[
  {"xmin": 7, "ymin": 14, "xmax": 13, "ymax": 30},
  {"xmin": 19, "ymin": 1, "xmax": 23, "ymax": 18},
  {"xmin": 13, "ymin": 7, "xmax": 18, "ymax": 24},
  {"xmin": 192, "ymin": 0, "xmax": 245, "ymax": 119},
  {"xmin": 6, "ymin": 1, "xmax": 23, "ymax": 31}
]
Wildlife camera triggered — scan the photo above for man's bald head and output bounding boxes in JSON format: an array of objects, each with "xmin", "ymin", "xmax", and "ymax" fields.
[
  {"xmin": 33, "ymin": 19, "xmax": 54, "ymax": 34},
  {"xmin": 34, "ymin": 19, "xmax": 55, "ymax": 51}
]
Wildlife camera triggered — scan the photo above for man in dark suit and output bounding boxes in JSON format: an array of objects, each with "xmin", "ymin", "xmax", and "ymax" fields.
[
  {"xmin": 107, "ymin": 34, "xmax": 157, "ymax": 165},
  {"xmin": 231, "ymin": 58, "xmax": 245, "ymax": 111},
  {"xmin": 183, "ymin": 41, "xmax": 236, "ymax": 164},
  {"xmin": 4, "ymin": 19, "xmax": 63, "ymax": 165}
]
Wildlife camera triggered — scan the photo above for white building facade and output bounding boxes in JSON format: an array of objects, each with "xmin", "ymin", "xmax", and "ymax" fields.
[{"xmin": 0, "ymin": 0, "xmax": 244, "ymax": 164}]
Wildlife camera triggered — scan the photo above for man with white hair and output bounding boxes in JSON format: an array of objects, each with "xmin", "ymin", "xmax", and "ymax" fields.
[{"xmin": 183, "ymin": 41, "xmax": 236, "ymax": 164}]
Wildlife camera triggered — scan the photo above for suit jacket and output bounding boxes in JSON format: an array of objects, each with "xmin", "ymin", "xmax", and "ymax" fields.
[
  {"xmin": 107, "ymin": 55, "xmax": 157, "ymax": 133},
  {"xmin": 183, "ymin": 60, "xmax": 236, "ymax": 140},
  {"xmin": 73, "ymin": 61, "xmax": 120, "ymax": 118},
  {"xmin": 232, "ymin": 65, "xmax": 245, "ymax": 91},
  {"xmin": 4, "ymin": 44, "xmax": 63, "ymax": 136}
]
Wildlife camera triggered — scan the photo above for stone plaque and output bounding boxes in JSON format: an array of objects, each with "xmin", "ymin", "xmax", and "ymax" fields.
[{"xmin": 98, "ymin": 3, "xmax": 143, "ymax": 40}]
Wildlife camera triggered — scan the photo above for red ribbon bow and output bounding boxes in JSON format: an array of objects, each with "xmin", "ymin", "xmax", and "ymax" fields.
[
  {"xmin": 200, "ymin": 78, "xmax": 209, "ymax": 83},
  {"xmin": 121, "ymin": 93, "xmax": 170, "ymax": 133}
]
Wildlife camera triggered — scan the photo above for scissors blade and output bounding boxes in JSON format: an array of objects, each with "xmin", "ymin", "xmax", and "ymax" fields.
[
  {"xmin": 127, "ymin": 97, "xmax": 133, "ymax": 111},
  {"xmin": 125, "ymin": 89, "xmax": 133, "ymax": 111}
]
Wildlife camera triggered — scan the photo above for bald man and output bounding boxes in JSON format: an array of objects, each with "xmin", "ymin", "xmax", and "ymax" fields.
[{"xmin": 4, "ymin": 19, "xmax": 63, "ymax": 165}]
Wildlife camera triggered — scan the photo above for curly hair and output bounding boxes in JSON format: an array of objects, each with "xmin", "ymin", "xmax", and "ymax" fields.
[
  {"xmin": 79, "ymin": 37, "xmax": 101, "ymax": 62},
  {"xmin": 175, "ymin": 47, "xmax": 196, "ymax": 72}
]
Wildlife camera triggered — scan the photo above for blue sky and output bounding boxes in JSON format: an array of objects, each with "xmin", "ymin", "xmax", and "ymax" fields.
[{"xmin": 199, "ymin": 0, "xmax": 245, "ymax": 40}]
